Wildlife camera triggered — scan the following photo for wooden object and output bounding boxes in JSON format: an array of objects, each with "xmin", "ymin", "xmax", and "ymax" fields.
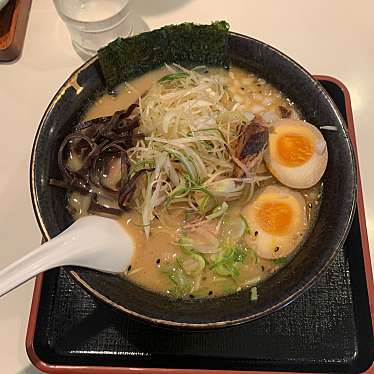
[{"xmin": 0, "ymin": 0, "xmax": 31, "ymax": 62}]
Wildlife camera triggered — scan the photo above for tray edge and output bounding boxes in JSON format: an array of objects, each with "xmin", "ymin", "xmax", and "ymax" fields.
[{"xmin": 314, "ymin": 75, "xmax": 374, "ymax": 331}]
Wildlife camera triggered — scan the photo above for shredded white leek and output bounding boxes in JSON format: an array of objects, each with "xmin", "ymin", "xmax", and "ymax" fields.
[
  {"xmin": 126, "ymin": 65, "xmax": 269, "ymax": 236},
  {"xmin": 319, "ymin": 125, "xmax": 338, "ymax": 131}
]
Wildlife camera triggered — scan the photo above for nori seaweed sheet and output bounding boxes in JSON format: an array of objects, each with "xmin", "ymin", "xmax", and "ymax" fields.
[{"xmin": 98, "ymin": 21, "xmax": 230, "ymax": 90}]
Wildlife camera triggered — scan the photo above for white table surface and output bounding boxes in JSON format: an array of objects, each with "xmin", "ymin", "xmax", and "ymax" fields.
[{"xmin": 0, "ymin": 0, "xmax": 373, "ymax": 372}]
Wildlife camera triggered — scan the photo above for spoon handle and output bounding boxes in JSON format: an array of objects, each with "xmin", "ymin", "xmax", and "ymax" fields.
[
  {"xmin": 0, "ymin": 216, "xmax": 132, "ymax": 297},
  {"xmin": 0, "ymin": 238, "xmax": 66, "ymax": 297}
]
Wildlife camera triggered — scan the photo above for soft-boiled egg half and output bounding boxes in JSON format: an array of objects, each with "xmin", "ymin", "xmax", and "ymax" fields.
[
  {"xmin": 242, "ymin": 185, "xmax": 307, "ymax": 259},
  {"xmin": 264, "ymin": 119, "xmax": 328, "ymax": 189}
]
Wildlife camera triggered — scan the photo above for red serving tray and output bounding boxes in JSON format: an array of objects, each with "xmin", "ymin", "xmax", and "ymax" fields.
[{"xmin": 25, "ymin": 76, "xmax": 374, "ymax": 374}]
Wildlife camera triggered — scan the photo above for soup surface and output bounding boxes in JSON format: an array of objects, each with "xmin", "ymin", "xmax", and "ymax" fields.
[{"xmin": 59, "ymin": 65, "xmax": 325, "ymax": 298}]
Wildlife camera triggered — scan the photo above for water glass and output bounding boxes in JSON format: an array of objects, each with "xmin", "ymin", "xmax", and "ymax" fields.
[{"xmin": 54, "ymin": 0, "xmax": 148, "ymax": 58}]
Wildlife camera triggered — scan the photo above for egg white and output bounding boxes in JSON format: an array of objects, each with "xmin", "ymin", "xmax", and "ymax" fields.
[
  {"xmin": 242, "ymin": 185, "xmax": 307, "ymax": 259},
  {"xmin": 264, "ymin": 119, "xmax": 328, "ymax": 189}
]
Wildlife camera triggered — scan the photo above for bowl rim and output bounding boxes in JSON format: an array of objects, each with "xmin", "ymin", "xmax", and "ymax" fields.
[{"xmin": 30, "ymin": 31, "xmax": 357, "ymax": 328}]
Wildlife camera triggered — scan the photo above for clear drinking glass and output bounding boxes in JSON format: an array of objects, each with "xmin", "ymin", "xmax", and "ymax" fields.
[{"xmin": 54, "ymin": 0, "xmax": 148, "ymax": 58}]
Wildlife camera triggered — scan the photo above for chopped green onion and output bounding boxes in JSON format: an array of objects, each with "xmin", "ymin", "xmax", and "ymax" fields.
[
  {"xmin": 131, "ymin": 222, "xmax": 152, "ymax": 228},
  {"xmin": 179, "ymin": 230, "xmax": 220, "ymax": 254},
  {"xmin": 206, "ymin": 201, "xmax": 228, "ymax": 220},
  {"xmin": 210, "ymin": 244, "xmax": 246, "ymax": 278},
  {"xmin": 186, "ymin": 127, "xmax": 227, "ymax": 143},
  {"xmin": 166, "ymin": 185, "xmax": 190, "ymax": 206},
  {"xmin": 233, "ymin": 244, "xmax": 246, "ymax": 263},
  {"xmin": 250, "ymin": 286, "xmax": 258, "ymax": 301},
  {"xmin": 197, "ymin": 195, "xmax": 213, "ymax": 214},
  {"xmin": 178, "ymin": 235, "xmax": 194, "ymax": 254},
  {"xmin": 220, "ymin": 214, "xmax": 248, "ymax": 244},
  {"xmin": 239, "ymin": 214, "xmax": 250, "ymax": 234},
  {"xmin": 160, "ymin": 261, "xmax": 192, "ymax": 297},
  {"xmin": 190, "ymin": 185, "xmax": 217, "ymax": 202},
  {"xmin": 272, "ymin": 257, "xmax": 288, "ymax": 265},
  {"xmin": 164, "ymin": 148, "xmax": 199, "ymax": 183},
  {"xmin": 130, "ymin": 159, "xmax": 155, "ymax": 175},
  {"xmin": 213, "ymin": 264, "xmax": 232, "ymax": 276},
  {"xmin": 158, "ymin": 72, "xmax": 189, "ymax": 83},
  {"xmin": 181, "ymin": 253, "xmax": 205, "ymax": 276}
]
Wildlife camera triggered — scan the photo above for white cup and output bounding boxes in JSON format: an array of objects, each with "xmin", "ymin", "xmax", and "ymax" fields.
[{"xmin": 54, "ymin": 0, "xmax": 148, "ymax": 58}]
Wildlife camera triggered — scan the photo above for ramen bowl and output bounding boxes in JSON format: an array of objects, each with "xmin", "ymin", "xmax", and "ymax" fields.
[{"xmin": 30, "ymin": 30, "xmax": 356, "ymax": 329}]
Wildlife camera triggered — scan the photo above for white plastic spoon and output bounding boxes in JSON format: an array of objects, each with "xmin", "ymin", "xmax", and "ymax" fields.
[{"xmin": 0, "ymin": 215, "xmax": 134, "ymax": 297}]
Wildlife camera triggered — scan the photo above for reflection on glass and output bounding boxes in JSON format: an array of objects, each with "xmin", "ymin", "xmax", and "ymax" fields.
[{"xmin": 54, "ymin": 0, "xmax": 148, "ymax": 59}]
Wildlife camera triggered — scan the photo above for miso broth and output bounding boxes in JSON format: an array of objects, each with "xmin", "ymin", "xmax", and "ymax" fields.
[{"xmin": 63, "ymin": 65, "xmax": 323, "ymax": 298}]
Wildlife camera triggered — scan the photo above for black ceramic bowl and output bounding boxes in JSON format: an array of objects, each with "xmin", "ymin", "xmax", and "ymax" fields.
[{"xmin": 31, "ymin": 32, "xmax": 356, "ymax": 329}]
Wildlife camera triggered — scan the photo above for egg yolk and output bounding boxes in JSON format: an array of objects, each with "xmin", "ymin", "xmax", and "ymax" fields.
[
  {"xmin": 256, "ymin": 201, "xmax": 292, "ymax": 235},
  {"xmin": 277, "ymin": 133, "xmax": 313, "ymax": 166}
]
